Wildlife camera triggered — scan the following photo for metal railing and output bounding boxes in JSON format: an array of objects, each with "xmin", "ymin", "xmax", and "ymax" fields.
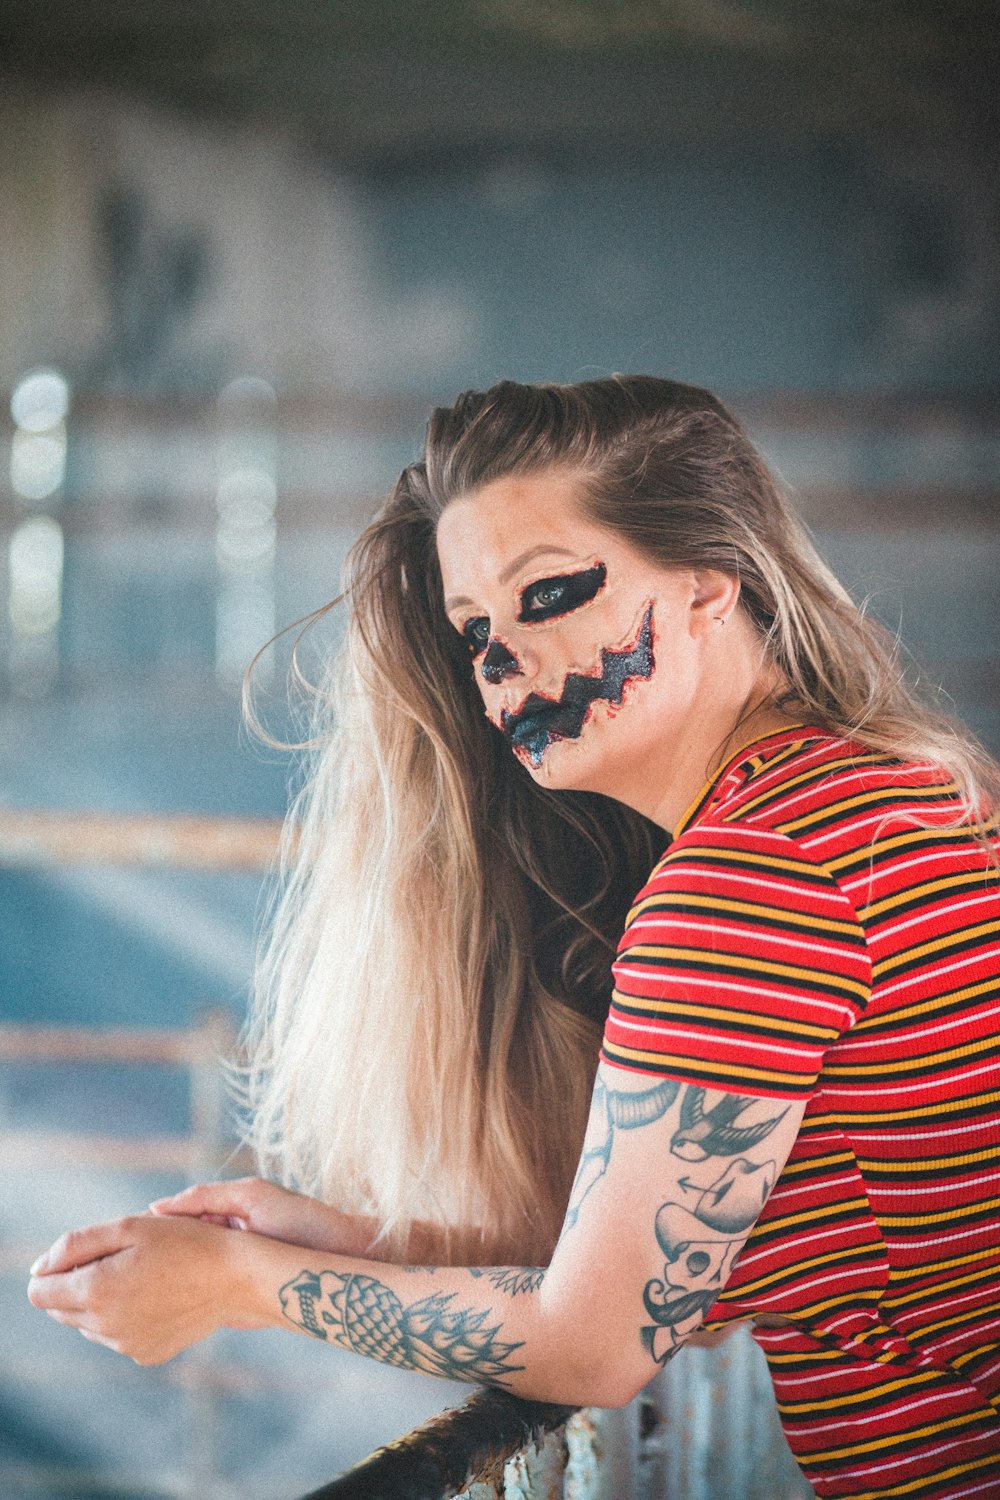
[
  {"xmin": 2, "ymin": 809, "xmax": 814, "ymax": 1498},
  {"xmin": 298, "ymin": 1390, "xmax": 593, "ymax": 1500}
]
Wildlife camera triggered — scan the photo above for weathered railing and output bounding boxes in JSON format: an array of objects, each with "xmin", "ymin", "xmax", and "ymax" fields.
[{"xmin": 297, "ymin": 1390, "xmax": 592, "ymax": 1500}]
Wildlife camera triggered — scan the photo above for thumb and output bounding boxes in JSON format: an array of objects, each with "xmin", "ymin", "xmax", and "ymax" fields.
[{"xmin": 31, "ymin": 1218, "xmax": 137, "ymax": 1276}]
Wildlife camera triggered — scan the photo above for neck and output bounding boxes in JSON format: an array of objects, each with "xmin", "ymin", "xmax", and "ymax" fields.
[{"xmin": 649, "ymin": 695, "xmax": 796, "ymax": 835}]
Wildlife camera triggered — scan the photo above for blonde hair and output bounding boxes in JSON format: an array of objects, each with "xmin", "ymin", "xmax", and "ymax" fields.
[{"xmin": 242, "ymin": 376, "xmax": 999, "ymax": 1263}]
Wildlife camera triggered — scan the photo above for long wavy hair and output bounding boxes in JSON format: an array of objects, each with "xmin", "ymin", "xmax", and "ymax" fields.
[{"xmin": 242, "ymin": 375, "xmax": 999, "ymax": 1263}]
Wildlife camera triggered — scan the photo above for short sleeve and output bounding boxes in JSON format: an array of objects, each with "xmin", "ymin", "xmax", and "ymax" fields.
[{"xmin": 601, "ymin": 823, "xmax": 872, "ymax": 1099}]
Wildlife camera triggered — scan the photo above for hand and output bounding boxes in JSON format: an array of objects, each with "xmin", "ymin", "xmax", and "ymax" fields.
[
  {"xmin": 27, "ymin": 1213, "xmax": 260, "ymax": 1365},
  {"xmin": 150, "ymin": 1177, "xmax": 376, "ymax": 1257}
]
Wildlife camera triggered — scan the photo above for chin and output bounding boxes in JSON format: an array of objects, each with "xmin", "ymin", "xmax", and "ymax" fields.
[{"xmin": 519, "ymin": 735, "xmax": 612, "ymax": 794}]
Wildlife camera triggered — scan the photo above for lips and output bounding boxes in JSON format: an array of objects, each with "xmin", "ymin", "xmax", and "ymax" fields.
[{"xmin": 499, "ymin": 603, "xmax": 654, "ymax": 768}]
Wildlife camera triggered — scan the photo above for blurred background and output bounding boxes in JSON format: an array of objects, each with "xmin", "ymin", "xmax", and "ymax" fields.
[{"xmin": 1, "ymin": 2, "xmax": 998, "ymax": 1496}]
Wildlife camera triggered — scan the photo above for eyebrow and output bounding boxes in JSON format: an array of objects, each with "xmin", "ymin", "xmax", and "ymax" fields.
[{"xmin": 444, "ymin": 546, "xmax": 583, "ymax": 613}]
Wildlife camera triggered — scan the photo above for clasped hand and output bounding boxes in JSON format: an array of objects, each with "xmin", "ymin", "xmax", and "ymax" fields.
[{"xmin": 26, "ymin": 1178, "xmax": 366, "ymax": 1365}]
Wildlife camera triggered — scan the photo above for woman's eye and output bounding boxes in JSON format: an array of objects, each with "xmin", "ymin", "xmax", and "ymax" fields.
[
  {"xmin": 517, "ymin": 562, "xmax": 607, "ymax": 623},
  {"xmin": 526, "ymin": 583, "xmax": 565, "ymax": 612},
  {"xmin": 463, "ymin": 617, "xmax": 491, "ymax": 654}
]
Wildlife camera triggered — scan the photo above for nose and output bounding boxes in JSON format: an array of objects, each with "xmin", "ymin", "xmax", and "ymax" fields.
[{"xmin": 481, "ymin": 636, "xmax": 522, "ymax": 685}]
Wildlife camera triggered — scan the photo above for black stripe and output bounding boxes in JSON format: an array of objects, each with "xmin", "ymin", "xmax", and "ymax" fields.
[
  {"xmin": 629, "ymin": 895, "xmax": 869, "ymax": 945},
  {"xmin": 616, "ymin": 948, "xmax": 866, "ymax": 1002}
]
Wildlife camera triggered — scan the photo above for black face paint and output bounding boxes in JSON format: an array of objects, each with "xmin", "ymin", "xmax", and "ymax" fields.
[
  {"xmin": 463, "ymin": 616, "xmax": 491, "ymax": 656},
  {"xmin": 517, "ymin": 562, "xmax": 607, "ymax": 624},
  {"xmin": 481, "ymin": 637, "xmax": 522, "ymax": 685},
  {"xmin": 500, "ymin": 603, "xmax": 654, "ymax": 768}
]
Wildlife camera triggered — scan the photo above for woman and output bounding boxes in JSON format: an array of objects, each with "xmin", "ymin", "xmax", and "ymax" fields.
[{"xmin": 28, "ymin": 377, "xmax": 1000, "ymax": 1498}]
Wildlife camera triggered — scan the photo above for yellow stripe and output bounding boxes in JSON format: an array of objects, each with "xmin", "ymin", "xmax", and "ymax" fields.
[
  {"xmin": 824, "ymin": 820, "xmax": 996, "ymax": 874},
  {"xmin": 849, "ymin": 974, "xmax": 1000, "ymax": 1031},
  {"xmin": 807, "ymin": 1091, "xmax": 1000, "ymax": 1125},
  {"xmin": 723, "ymin": 753, "xmax": 894, "ymax": 821},
  {"xmin": 848, "ymin": 1451, "xmax": 1000, "ymax": 1499},
  {"xmin": 856, "ymin": 1144, "xmax": 999, "ymax": 1174},
  {"xmin": 776, "ymin": 782, "xmax": 959, "ymax": 836},
  {"xmin": 882, "ymin": 1265, "xmax": 1000, "ymax": 1312},
  {"xmin": 599, "ymin": 1040, "xmax": 798, "ymax": 1089},
  {"xmin": 802, "ymin": 1407, "xmax": 987, "ymax": 1465},
  {"xmin": 654, "ymin": 843, "xmax": 825, "ymax": 878},
  {"xmin": 611, "ymin": 989, "xmax": 836, "ymax": 1041},
  {"xmin": 625, "ymin": 889, "xmax": 863, "ymax": 937},
  {"xmin": 742, "ymin": 1197, "xmax": 871, "ymax": 1238},
  {"xmin": 897, "ymin": 1298, "xmax": 1000, "ymax": 1343},
  {"xmin": 886, "ymin": 1247, "xmax": 1000, "ymax": 1285},
  {"xmin": 871, "ymin": 918, "xmax": 1000, "ymax": 977},
  {"xmin": 859, "ymin": 867, "xmax": 994, "ymax": 921},
  {"xmin": 778, "ymin": 1368, "xmax": 940, "ymax": 1415},
  {"xmin": 780, "ymin": 1150, "xmax": 856, "ymax": 1176},
  {"xmin": 726, "ymin": 1241, "xmax": 879, "ymax": 1299},
  {"xmin": 620, "ymin": 942, "xmax": 870, "ymax": 1000},
  {"xmin": 878, "ymin": 1196, "xmax": 1000, "ymax": 1229},
  {"xmin": 821, "ymin": 1032, "xmax": 998, "ymax": 1076},
  {"xmin": 952, "ymin": 1341, "xmax": 1000, "ymax": 1372}
]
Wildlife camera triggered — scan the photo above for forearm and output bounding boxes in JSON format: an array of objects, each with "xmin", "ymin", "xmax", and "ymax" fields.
[{"xmin": 231, "ymin": 1233, "xmax": 614, "ymax": 1406}]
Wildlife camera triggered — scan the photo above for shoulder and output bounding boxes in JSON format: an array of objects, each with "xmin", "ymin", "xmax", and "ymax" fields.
[{"xmin": 712, "ymin": 732, "xmax": 958, "ymax": 835}]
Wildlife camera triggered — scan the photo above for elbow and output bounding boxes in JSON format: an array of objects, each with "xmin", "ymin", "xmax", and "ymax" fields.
[{"xmin": 528, "ymin": 1347, "xmax": 651, "ymax": 1411}]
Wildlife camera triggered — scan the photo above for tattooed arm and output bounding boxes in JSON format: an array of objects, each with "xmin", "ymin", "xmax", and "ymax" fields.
[{"xmin": 27, "ymin": 1067, "xmax": 804, "ymax": 1405}]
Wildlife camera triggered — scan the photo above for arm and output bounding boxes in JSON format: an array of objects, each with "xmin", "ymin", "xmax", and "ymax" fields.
[{"xmin": 28, "ymin": 1069, "xmax": 804, "ymax": 1407}]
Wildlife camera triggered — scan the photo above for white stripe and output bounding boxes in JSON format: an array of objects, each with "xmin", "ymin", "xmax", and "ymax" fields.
[
  {"xmin": 839, "ymin": 845, "xmax": 977, "ymax": 896},
  {"xmin": 835, "ymin": 996, "xmax": 1000, "ymax": 1053},
  {"xmin": 606, "ymin": 1015, "xmax": 818, "ymax": 1061},
  {"xmin": 735, "ymin": 1219, "xmax": 880, "ymax": 1273},
  {"xmin": 820, "ymin": 1056, "xmax": 999, "ymax": 1099},
  {"xmin": 866, "ymin": 1166, "xmax": 1000, "ymax": 1197},
  {"xmin": 647, "ymin": 863, "xmax": 850, "ymax": 906},
  {"xmin": 876, "ymin": 948, "xmax": 1000, "ymax": 1000},
  {"xmin": 797, "ymin": 803, "xmax": 960, "ymax": 852},
  {"xmin": 625, "ymin": 915, "xmax": 865, "ymax": 968},
  {"xmin": 612, "ymin": 965, "xmax": 855, "ymax": 1022},
  {"xmin": 873, "ymin": 891, "xmax": 1000, "ymax": 947},
  {"xmin": 780, "ymin": 1387, "xmax": 975, "ymax": 1438}
]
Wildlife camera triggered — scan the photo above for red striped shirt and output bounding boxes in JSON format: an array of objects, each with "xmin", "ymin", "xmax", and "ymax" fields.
[{"xmin": 602, "ymin": 727, "xmax": 1000, "ymax": 1497}]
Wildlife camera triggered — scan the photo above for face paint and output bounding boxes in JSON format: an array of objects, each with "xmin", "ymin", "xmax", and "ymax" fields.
[
  {"xmin": 481, "ymin": 637, "xmax": 522, "ymax": 684},
  {"xmin": 516, "ymin": 562, "xmax": 607, "ymax": 624},
  {"xmin": 462, "ymin": 616, "xmax": 491, "ymax": 656},
  {"xmin": 500, "ymin": 602, "xmax": 654, "ymax": 768},
  {"xmin": 481, "ymin": 637, "xmax": 521, "ymax": 684}
]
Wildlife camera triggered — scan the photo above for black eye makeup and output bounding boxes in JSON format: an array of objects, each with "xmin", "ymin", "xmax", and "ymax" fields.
[
  {"xmin": 517, "ymin": 562, "xmax": 607, "ymax": 624},
  {"xmin": 462, "ymin": 616, "xmax": 491, "ymax": 656}
]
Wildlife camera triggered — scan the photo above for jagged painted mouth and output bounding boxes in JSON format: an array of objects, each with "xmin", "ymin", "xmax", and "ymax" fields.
[{"xmin": 499, "ymin": 603, "xmax": 655, "ymax": 768}]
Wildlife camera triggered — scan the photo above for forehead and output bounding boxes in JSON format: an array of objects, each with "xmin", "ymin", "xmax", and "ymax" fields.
[{"xmin": 436, "ymin": 468, "xmax": 614, "ymax": 594}]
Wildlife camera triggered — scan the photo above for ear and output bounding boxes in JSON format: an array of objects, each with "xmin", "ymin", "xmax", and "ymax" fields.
[{"xmin": 689, "ymin": 570, "xmax": 741, "ymax": 636}]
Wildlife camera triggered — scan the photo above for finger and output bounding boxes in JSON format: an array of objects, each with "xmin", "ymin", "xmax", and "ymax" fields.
[
  {"xmin": 30, "ymin": 1219, "xmax": 137, "ymax": 1276},
  {"xmin": 28, "ymin": 1270, "xmax": 88, "ymax": 1314},
  {"xmin": 150, "ymin": 1179, "xmax": 259, "ymax": 1220}
]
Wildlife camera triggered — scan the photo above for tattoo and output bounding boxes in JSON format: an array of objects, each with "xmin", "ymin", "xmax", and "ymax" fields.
[
  {"xmin": 670, "ymin": 1087, "xmax": 787, "ymax": 1162},
  {"xmin": 468, "ymin": 1267, "xmax": 545, "ymax": 1297},
  {"xmin": 563, "ymin": 1075, "xmax": 681, "ymax": 1236},
  {"xmin": 641, "ymin": 1085, "xmax": 786, "ymax": 1364},
  {"xmin": 279, "ymin": 1271, "xmax": 525, "ymax": 1385}
]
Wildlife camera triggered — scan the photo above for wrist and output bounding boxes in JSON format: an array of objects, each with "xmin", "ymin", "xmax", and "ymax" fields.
[{"xmin": 220, "ymin": 1224, "xmax": 282, "ymax": 1331}]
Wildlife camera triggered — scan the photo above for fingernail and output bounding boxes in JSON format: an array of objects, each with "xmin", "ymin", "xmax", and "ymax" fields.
[{"xmin": 29, "ymin": 1254, "xmax": 47, "ymax": 1275}]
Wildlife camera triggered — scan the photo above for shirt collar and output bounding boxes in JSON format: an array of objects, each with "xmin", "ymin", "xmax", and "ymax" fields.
[{"xmin": 671, "ymin": 722, "xmax": 821, "ymax": 838}]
